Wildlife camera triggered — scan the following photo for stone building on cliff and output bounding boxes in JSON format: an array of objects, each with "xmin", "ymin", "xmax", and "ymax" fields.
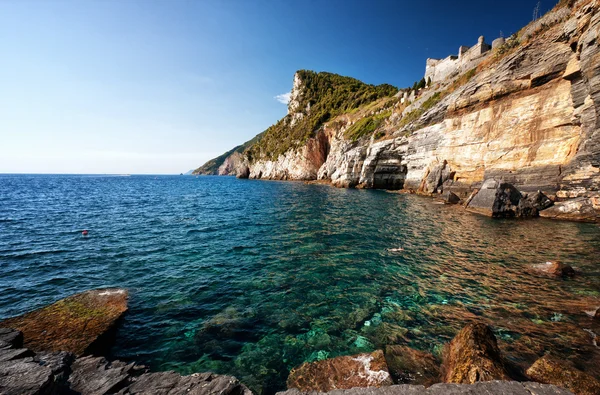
[{"xmin": 425, "ymin": 36, "xmax": 505, "ymax": 84}]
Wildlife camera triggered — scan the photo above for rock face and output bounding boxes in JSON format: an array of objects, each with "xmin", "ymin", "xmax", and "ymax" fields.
[
  {"xmin": 465, "ymin": 180, "xmax": 525, "ymax": 218},
  {"xmin": 276, "ymin": 381, "xmax": 574, "ymax": 395},
  {"xmin": 384, "ymin": 345, "xmax": 440, "ymax": 386},
  {"xmin": 287, "ymin": 350, "xmax": 393, "ymax": 392},
  {"xmin": 0, "ymin": 289, "xmax": 128, "ymax": 356},
  {"xmin": 442, "ymin": 323, "xmax": 511, "ymax": 384},
  {"xmin": 198, "ymin": 0, "xmax": 600, "ymax": 222},
  {"xmin": 539, "ymin": 196, "xmax": 600, "ymax": 222},
  {"xmin": 526, "ymin": 355, "xmax": 600, "ymax": 395}
]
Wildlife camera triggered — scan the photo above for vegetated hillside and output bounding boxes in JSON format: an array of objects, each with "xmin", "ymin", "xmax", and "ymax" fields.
[
  {"xmin": 246, "ymin": 70, "xmax": 398, "ymax": 161},
  {"xmin": 192, "ymin": 132, "xmax": 263, "ymax": 175},
  {"xmin": 195, "ymin": 0, "xmax": 600, "ymax": 221}
]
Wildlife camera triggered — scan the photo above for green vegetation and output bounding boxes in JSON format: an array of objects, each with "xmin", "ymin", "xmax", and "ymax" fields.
[
  {"xmin": 193, "ymin": 132, "xmax": 264, "ymax": 175},
  {"xmin": 247, "ymin": 70, "xmax": 398, "ymax": 160},
  {"xmin": 345, "ymin": 109, "xmax": 392, "ymax": 142},
  {"xmin": 398, "ymin": 92, "xmax": 442, "ymax": 129}
]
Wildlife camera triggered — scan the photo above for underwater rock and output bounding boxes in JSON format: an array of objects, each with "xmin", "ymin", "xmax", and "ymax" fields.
[
  {"xmin": 287, "ymin": 350, "xmax": 393, "ymax": 391},
  {"xmin": 384, "ymin": 345, "xmax": 440, "ymax": 386},
  {"xmin": 0, "ymin": 289, "xmax": 128, "ymax": 356},
  {"xmin": 532, "ymin": 261, "xmax": 576, "ymax": 277},
  {"xmin": 526, "ymin": 355, "xmax": 600, "ymax": 395},
  {"xmin": 442, "ymin": 323, "xmax": 511, "ymax": 384}
]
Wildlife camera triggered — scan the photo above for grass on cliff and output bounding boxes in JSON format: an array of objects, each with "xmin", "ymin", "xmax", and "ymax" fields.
[
  {"xmin": 345, "ymin": 109, "xmax": 393, "ymax": 142},
  {"xmin": 246, "ymin": 70, "xmax": 398, "ymax": 161}
]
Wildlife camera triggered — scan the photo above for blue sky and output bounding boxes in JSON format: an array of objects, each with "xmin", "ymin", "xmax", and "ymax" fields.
[{"xmin": 0, "ymin": 0, "xmax": 556, "ymax": 174}]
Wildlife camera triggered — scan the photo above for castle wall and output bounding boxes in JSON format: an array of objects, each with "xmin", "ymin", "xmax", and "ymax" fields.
[{"xmin": 425, "ymin": 37, "xmax": 495, "ymax": 84}]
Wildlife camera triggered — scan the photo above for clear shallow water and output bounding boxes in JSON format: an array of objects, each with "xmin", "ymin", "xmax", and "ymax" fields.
[{"xmin": 1, "ymin": 174, "xmax": 599, "ymax": 393}]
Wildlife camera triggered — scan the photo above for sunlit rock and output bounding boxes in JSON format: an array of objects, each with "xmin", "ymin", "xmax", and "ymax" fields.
[
  {"xmin": 384, "ymin": 345, "xmax": 440, "ymax": 386},
  {"xmin": 287, "ymin": 350, "xmax": 393, "ymax": 391},
  {"xmin": 0, "ymin": 289, "xmax": 128, "ymax": 356},
  {"xmin": 526, "ymin": 355, "xmax": 600, "ymax": 395}
]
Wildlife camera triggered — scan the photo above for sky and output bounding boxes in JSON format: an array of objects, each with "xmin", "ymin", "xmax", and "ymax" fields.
[{"xmin": 0, "ymin": 0, "xmax": 557, "ymax": 174}]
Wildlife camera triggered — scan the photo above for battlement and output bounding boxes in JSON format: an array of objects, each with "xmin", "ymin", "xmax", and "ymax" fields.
[{"xmin": 425, "ymin": 36, "xmax": 497, "ymax": 84}]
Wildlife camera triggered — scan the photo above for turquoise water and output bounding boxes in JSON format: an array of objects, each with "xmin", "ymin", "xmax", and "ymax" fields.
[{"xmin": 1, "ymin": 174, "xmax": 599, "ymax": 393}]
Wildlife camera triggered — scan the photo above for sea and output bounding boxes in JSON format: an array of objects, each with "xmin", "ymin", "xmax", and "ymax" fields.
[{"xmin": 1, "ymin": 174, "xmax": 599, "ymax": 393}]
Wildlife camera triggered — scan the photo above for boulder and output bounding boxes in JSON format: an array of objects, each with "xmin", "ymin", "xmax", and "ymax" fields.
[
  {"xmin": 466, "ymin": 180, "xmax": 535, "ymax": 218},
  {"xmin": 287, "ymin": 350, "xmax": 393, "ymax": 392},
  {"xmin": 384, "ymin": 345, "xmax": 440, "ymax": 386},
  {"xmin": 539, "ymin": 196, "xmax": 600, "ymax": 222},
  {"xmin": 0, "ymin": 289, "xmax": 128, "ymax": 356},
  {"xmin": 526, "ymin": 355, "xmax": 600, "ymax": 395},
  {"xmin": 442, "ymin": 323, "xmax": 511, "ymax": 384},
  {"xmin": 442, "ymin": 191, "xmax": 461, "ymax": 205},
  {"xmin": 532, "ymin": 261, "xmax": 576, "ymax": 277},
  {"xmin": 527, "ymin": 191, "xmax": 554, "ymax": 211},
  {"xmin": 423, "ymin": 161, "xmax": 453, "ymax": 194}
]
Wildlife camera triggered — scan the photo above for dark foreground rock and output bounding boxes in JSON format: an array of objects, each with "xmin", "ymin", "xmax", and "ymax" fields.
[
  {"xmin": 287, "ymin": 350, "xmax": 393, "ymax": 392},
  {"xmin": 442, "ymin": 323, "xmax": 510, "ymax": 384},
  {"xmin": 526, "ymin": 355, "xmax": 600, "ymax": 395},
  {"xmin": 466, "ymin": 180, "xmax": 533, "ymax": 218},
  {"xmin": 0, "ymin": 327, "xmax": 252, "ymax": 395},
  {"xmin": 384, "ymin": 346, "xmax": 439, "ymax": 386},
  {"xmin": 0, "ymin": 289, "xmax": 128, "ymax": 356},
  {"xmin": 277, "ymin": 381, "xmax": 574, "ymax": 395},
  {"xmin": 539, "ymin": 196, "xmax": 600, "ymax": 222}
]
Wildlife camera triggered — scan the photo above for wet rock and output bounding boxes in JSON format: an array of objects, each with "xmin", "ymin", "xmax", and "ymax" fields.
[
  {"xmin": 526, "ymin": 355, "xmax": 600, "ymax": 395},
  {"xmin": 532, "ymin": 261, "xmax": 576, "ymax": 277},
  {"xmin": 539, "ymin": 196, "xmax": 600, "ymax": 222},
  {"xmin": 0, "ymin": 288, "xmax": 128, "ymax": 356},
  {"xmin": 0, "ymin": 358, "xmax": 54, "ymax": 395},
  {"xmin": 0, "ymin": 328, "xmax": 23, "ymax": 350},
  {"xmin": 121, "ymin": 371, "xmax": 252, "ymax": 395},
  {"xmin": 442, "ymin": 323, "xmax": 510, "ymax": 384},
  {"xmin": 442, "ymin": 191, "xmax": 461, "ymax": 205},
  {"xmin": 466, "ymin": 180, "xmax": 527, "ymax": 218},
  {"xmin": 384, "ymin": 345, "xmax": 440, "ymax": 386},
  {"xmin": 287, "ymin": 350, "xmax": 393, "ymax": 391}
]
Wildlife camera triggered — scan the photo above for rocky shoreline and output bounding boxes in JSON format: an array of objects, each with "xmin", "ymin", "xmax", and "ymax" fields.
[{"xmin": 2, "ymin": 289, "xmax": 600, "ymax": 394}]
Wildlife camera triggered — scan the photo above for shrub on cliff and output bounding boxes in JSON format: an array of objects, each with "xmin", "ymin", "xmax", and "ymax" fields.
[{"xmin": 247, "ymin": 71, "xmax": 398, "ymax": 160}]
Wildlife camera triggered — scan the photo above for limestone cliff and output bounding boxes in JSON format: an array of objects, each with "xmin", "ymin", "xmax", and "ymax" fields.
[{"xmin": 195, "ymin": 0, "xmax": 600, "ymax": 221}]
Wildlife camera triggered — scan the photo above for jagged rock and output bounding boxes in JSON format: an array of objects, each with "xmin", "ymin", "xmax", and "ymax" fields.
[
  {"xmin": 465, "ymin": 180, "xmax": 526, "ymax": 218},
  {"xmin": 442, "ymin": 191, "xmax": 461, "ymax": 205},
  {"xmin": 68, "ymin": 355, "xmax": 135, "ymax": 394},
  {"xmin": 287, "ymin": 350, "xmax": 393, "ymax": 392},
  {"xmin": 527, "ymin": 191, "xmax": 554, "ymax": 211},
  {"xmin": 384, "ymin": 345, "xmax": 440, "ymax": 386},
  {"xmin": 532, "ymin": 261, "xmax": 576, "ymax": 277},
  {"xmin": 0, "ymin": 358, "xmax": 55, "ymax": 395},
  {"xmin": 423, "ymin": 161, "xmax": 452, "ymax": 194},
  {"xmin": 0, "ymin": 328, "xmax": 23, "ymax": 349},
  {"xmin": 0, "ymin": 347, "xmax": 33, "ymax": 362},
  {"xmin": 36, "ymin": 351, "xmax": 75, "ymax": 384},
  {"xmin": 121, "ymin": 371, "xmax": 252, "ymax": 395},
  {"xmin": 442, "ymin": 323, "xmax": 510, "ymax": 384},
  {"xmin": 539, "ymin": 196, "xmax": 600, "ymax": 222},
  {"xmin": 526, "ymin": 355, "xmax": 600, "ymax": 395},
  {"xmin": 276, "ymin": 381, "xmax": 574, "ymax": 395},
  {"xmin": 0, "ymin": 289, "xmax": 128, "ymax": 356}
]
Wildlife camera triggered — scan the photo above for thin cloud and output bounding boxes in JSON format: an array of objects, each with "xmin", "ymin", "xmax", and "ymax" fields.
[{"xmin": 275, "ymin": 91, "xmax": 291, "ymax": 104}]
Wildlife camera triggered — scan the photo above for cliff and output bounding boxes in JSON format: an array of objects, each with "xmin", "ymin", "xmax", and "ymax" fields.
[{"xmin": 195, "ymin": 0, "xmax": 600, "ymax": 221}]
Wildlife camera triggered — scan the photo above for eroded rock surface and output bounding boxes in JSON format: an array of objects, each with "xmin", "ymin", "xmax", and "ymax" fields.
[
  {"xmin": 0, "ymin": 289, "xmax": 128, "ymax": 356},
  {"xmin": 287, "ymin": 350, "xmax": 393, "ymax": 392},
  {"xmin": 526, "ymin": 355, "xmax": 600, "ymax": 395},
  {"xmin": 539, "ymin": 196, "xmax": 600, "ymax": 222},
  {"xmin": 384, "ymin": 345, "xmax": 440, "ymax": 386},
  {"xmin": 442, "ymin": 323, "xmax": 511, "ymax": 384}
]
